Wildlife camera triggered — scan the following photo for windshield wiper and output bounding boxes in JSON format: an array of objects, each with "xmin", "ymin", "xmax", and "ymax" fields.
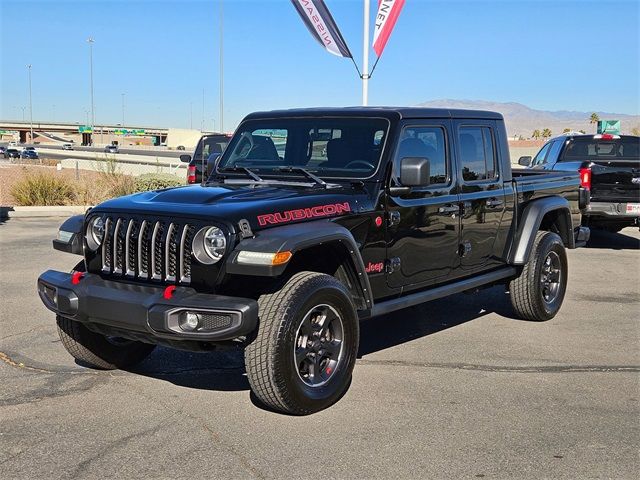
[
  {"xmin": 274, "ymin": 166, "xmax": 326, "ymax": 187},
  {"xmin": 218, "ymin": 166, "xmax": 264, "ymax": 182}
]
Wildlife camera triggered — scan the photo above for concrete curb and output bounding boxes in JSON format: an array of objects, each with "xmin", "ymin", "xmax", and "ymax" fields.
[{"xmin": 1, "ymin": 205, "xmax": 91, "ymax": 219}]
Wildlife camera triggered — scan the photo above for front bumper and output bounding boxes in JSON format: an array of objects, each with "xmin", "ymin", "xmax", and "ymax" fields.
[
  {"xmin": 584, "ymin": 201, "xmax": 640, "ymax": 219},
  {"xmin": 37, "ymin": 270, "xmax": 258, "ymax": 344}
]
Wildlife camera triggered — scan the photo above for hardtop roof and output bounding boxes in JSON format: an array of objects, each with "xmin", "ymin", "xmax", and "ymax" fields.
[{"xmin": 243, "ymin": 106, "xmax": 504, "ymax": 122}]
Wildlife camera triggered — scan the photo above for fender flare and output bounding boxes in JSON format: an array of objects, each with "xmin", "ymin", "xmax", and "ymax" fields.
[
  {"xmin": 53, "ymin": 214, "xmax": 85, "ymax": 255},
  {"xmin": 509, "ymin": 196, "xmax": 574, "ymax": 265},
  {"xmin": 226, "ymin": 220, "xmax": 374, "ymax": 308}
]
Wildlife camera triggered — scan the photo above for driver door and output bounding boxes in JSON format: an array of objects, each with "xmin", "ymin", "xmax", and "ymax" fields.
[{"xmin": 385, "ymin": 121, "xmax": 461, "ymax": 291}]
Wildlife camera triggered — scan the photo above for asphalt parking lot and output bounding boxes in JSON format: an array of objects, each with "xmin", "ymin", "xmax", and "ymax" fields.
[{"xmin": 1, "ymin": 217, "xmax": 638, "ymax": 479}]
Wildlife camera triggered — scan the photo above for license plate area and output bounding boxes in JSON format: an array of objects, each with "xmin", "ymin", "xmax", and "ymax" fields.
[{"xmin": 626, "ymin": 203, "xmax": 640, "ymax": 214}]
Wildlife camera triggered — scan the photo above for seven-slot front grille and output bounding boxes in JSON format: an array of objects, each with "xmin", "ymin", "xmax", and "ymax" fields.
[{"xmin": 100, "ymin": 217, "xmax": 195, "ymax": 284}]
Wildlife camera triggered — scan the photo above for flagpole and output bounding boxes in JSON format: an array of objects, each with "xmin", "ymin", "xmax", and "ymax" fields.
[{"xmin": 362, "ymin": 0, "xmax": 370, "ymax": 106}]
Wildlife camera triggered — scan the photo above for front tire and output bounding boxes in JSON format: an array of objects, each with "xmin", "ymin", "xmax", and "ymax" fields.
[
  {"xmin": 509, "ymin": 231, "xmax": 568, "ymax": 321},
  {"xmin": 56, "ymin": 316, "xmax": 156, "ymax": 370},
  {"xmin": 244, "ymin": 272, "xmax": 359, "ymax": 415}
]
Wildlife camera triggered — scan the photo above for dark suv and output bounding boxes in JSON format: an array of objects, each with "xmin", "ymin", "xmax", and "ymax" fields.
[{"xmin": 180, "ymin": 134, "xmax": 232, "ymax": 184}]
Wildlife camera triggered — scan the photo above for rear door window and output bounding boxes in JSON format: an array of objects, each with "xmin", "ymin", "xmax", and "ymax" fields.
[{"xmin": 458, "ymin": 126, "xmax": 498, "ymax": 181}]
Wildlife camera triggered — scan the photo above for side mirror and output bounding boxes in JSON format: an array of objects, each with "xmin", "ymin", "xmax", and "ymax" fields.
[
  {"xmin": 518, "ymin": 156, "xmax": 532, "ymax": 167},
  {"xmin": 400, "ymin": 156, "xmax": 430, "ymax": 187},
  {"xmin": 179, "ymin": 154, "xmax": 191, "ymax": 163}
]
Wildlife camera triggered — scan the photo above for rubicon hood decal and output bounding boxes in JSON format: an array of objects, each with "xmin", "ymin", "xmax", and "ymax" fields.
[{"xmin": 257, "ymin": 202, "xmax": 351, "ymax": 226}]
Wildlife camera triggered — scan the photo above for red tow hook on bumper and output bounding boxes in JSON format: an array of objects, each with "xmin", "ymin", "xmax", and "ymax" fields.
[
  {"xmin": 71, "ymin": 271, "xmax": 85, "ymax": 285},
  {"xmin": 163, "ymin": 285, "xmax": 176, "ymax": 300}
]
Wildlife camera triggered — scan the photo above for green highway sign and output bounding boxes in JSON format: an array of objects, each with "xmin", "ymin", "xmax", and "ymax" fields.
[
  {"xmin": 78, "ymin": 126, "xmax": 93, "ymax": 133},
  {"xmin": 597, "ymin": 120, "xmax": 620, "ymax": 135},
  {"xmin": 114, "ymin": 129, "xmax": 129, "ymax": 135},
  {"xmin": 131, "ymin": 129, "xmax": 146, "ymax": 135}
]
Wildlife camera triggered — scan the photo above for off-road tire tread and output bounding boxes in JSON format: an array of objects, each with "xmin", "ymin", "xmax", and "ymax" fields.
[
  {"xmin": 56, "ymin": 315, "xmax": 154, "ymax": 370},
  {"xmin": 244, "ymin": 271, "xmax": 353, "ymax": 415},
  {"xmin": 510, "ymin": 231, "xmax": 564, "ymax": 321}
]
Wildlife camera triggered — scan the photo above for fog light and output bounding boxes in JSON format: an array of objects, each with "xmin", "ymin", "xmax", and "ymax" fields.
[{"xmin": 180, "ymin": 312, "xmax": 200, "ymax": 331}]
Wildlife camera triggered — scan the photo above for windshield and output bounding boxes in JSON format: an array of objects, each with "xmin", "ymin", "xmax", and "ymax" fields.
[
  {"xmin": 561, "ymin": 136, "xmax": 640, "ymax": 160},
  {"xmin": 216, "ymin": 118, "xmax": 389, "ymax": 179}
]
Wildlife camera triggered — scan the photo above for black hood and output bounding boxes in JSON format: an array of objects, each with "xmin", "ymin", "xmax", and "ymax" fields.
[{"xmin": 92, "ymin": 183, "xmax": 374, "ymax": 231}]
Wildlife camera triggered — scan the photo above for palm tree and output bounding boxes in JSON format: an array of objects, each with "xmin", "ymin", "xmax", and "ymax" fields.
[
  {"xmin": 542, "ymin": 128, "xmax": 552, "ymax": 139},
  {"xmin": 590, "ymin": 112, "xmax": 600, "ymax": 125},
  {"xmin": 532, "ymin": 129, "xmax": 541, "ymax": 140}
]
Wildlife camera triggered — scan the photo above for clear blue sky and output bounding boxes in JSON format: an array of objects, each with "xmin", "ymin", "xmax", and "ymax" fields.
[{"xmin": 1, "ymin": 0, "xmax": 638, "ymax": 130}]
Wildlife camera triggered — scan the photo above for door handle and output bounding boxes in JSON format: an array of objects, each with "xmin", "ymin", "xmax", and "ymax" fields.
[
  {"xmin": 486, "ymin": 198, "xmax": 504, "ymax": 208},
  {"xmin": 438, "ymin": 204, "xmax": 460, "ymax": 214}
]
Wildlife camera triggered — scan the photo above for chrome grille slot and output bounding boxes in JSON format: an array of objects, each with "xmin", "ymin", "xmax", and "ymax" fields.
[
  {"xmin": 125, "ymin": 219, "xmax": 137, "ymax": 276},
  {"xmin": 101, "ymin": 217, "xmax": 113, "ymax": 272},
  {"xmin": 165, "ymin": 223, "xmax": 178, "ymax": 282},
  {"xmin": 179, "ymin": 224, "xmax": 194, "ymax": 283},
  {"xmin": 151, "ymin": 221, "xmax": 165, "ymax": 281},
  {"xmin": 138, "ymin": 220, "xmax": 149, "ymax": 279},
  {"xmin": 96, "ymin": 216, "xmax": 193, "ymax": 285},
  {"xmin": 113, "ymin": 218, "xmax": 124, "ymax": 274}
]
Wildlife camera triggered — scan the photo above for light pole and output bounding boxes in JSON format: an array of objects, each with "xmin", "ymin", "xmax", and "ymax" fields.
[
  {"xmin": 27, "ymin": 64, "xmax": 34, "ymax": 142},
  {"xmin": 362, "ymin": 0, "xmax": 370, "ymax": 106},
  {"xmin": 219, "ymin": 0, "xmax": 224, "ymax": 133},
  {"xmin": 87, "ymin": 37, "xmax": 95, "ymax": 144},
  {"xmin": 84, "ymin": 109, "xmax": 89, "ymax": 126},
  {"xmin": 21, "ymin": 106, "xmax": 26, "ymax": 121}
]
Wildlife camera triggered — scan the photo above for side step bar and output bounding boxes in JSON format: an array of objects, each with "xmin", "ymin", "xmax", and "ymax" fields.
[{"xmin": 363, "ymin": 267, "xmax": 517, "ymax": 320}]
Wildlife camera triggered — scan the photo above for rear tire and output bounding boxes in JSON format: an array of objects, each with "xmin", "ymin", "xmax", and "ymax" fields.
[
  {"xmin": 509, "ymin": 231, "xmax": 568, "ymax": 321},
  {"xmin": 56, "ymin": 316, "xmax": 155, "ymax": 370},
  {"xmin": 244, "ymin": 272, "xmax": 359, "ymax": 415}
]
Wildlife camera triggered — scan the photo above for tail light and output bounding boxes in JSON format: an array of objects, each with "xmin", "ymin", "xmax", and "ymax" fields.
[
  {"xmin": 578, "ymin": 167, "xmax": 592, "ymax": 190},
  {"xmin": 187, "ymin": 165, "xmax": 196, "ymax": 184}
]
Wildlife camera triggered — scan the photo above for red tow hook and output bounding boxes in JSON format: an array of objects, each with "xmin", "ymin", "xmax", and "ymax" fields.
[
  {"xmin": 163, "ymin": 285, "xmax": 176, "ymax": 300},
  {"xmin": 71, "ymin": 271, "xmax": 85, "ymax": 285}
]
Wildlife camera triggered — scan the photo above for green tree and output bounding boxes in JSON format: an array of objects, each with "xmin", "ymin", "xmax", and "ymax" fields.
[
  {"xmin": 532, "ymin": 129, "xmax": 541, "ymax": 140},
  {"xmin": 579, "ymin": 130, "xmax": 586, "ymax": 134},
  {"xmin": 631, "ymin": 127, "xmax": 640, "ymax": 136},
  {"xmin": 563, "ymin": 128, "xmax": 571, "ymax": 133},
  {"xmin": 542, "ymin": 128, "xmax": 552, "ymax": 139},
  {"xmin": 590, "ymin": 112, "xmax": 600, "ymax": 125}
]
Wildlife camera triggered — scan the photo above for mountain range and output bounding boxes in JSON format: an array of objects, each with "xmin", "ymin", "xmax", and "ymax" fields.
[{"xmin": 416, "ymin": 99, "xmax": 640, "ymax": 138}]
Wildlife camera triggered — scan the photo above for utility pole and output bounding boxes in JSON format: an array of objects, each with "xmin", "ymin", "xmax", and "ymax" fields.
[
  {"xmin": 27, "ymin": 64, "xmax": 34, "ymax": 142},
  {"xmin": 87, "ymin": 37, "xmax": 95, "ymax": 144},
  {"xmin": 219, "ymin": 0, "xmax": 224, "ymax": 133},
  {"xmin": 362, "ymin": 0, "xmax": 370, "ymax": 106}
]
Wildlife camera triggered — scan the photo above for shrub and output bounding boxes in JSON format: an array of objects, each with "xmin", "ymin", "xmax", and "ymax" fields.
[
  {"xmin": 134, "ymin": 173, "xmax": 184, "ymax": 192},
  {"xmin": 11, "ymin": 172, "xmax": 76, "ymax": 206}
]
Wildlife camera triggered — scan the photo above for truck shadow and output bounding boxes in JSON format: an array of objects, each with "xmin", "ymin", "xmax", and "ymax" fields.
[
  {"xmin": 130, "ymin": 286, "xmax": 517, "ymax": 392},
  {"xmin": 358, "ymin": 285, "xmax": 515, "ymax": 357},
  {"xmin": 585, "ymin": 229, "xmax": 640, "ymax": 250}
]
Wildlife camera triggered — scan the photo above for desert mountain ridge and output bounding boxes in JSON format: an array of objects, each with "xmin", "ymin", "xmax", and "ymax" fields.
[{"xmin": 416, "ymin": 99, "xmax": 640, "ymax": 138}]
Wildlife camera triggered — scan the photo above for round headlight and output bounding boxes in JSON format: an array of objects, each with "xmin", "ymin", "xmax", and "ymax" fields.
[
  {"xmin": 86, "ymin": 216, "xmax": 105, "ymax": 251},
  {"xmin": 193, "ymin": 226, "xmax": 226, "ymax": 265}
]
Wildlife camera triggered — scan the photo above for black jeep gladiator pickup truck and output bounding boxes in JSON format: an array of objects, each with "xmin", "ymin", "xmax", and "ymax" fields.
[{"xmin": 38, "ymin": 107, "xmax": 589, "ymax": 414}]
